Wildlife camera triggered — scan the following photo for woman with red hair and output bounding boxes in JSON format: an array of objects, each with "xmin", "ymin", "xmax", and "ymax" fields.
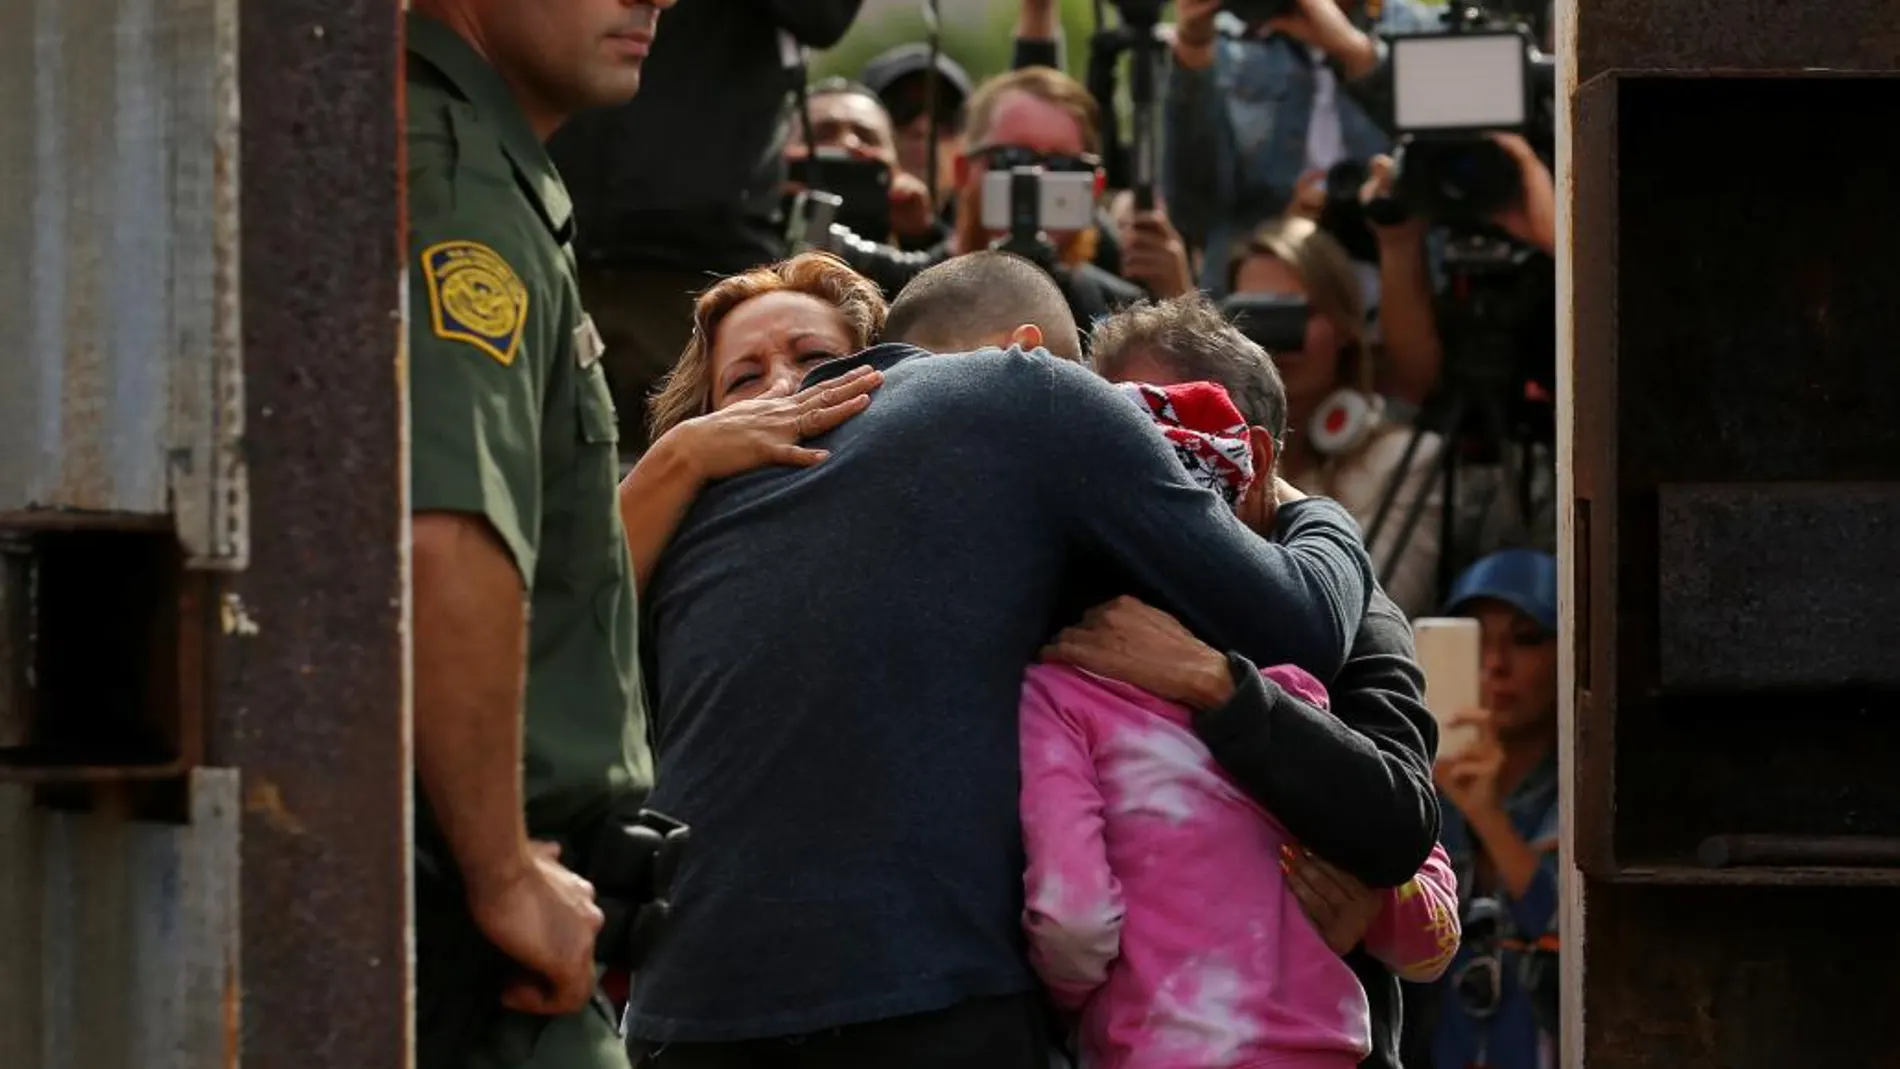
[{"xmin": 619, "ymin": 252, "xmax": 888, "ymax": 590}]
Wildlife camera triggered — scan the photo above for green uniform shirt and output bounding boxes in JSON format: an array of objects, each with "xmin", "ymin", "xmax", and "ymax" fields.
[{"xmin": 406, "ymin": 14, "xmax": 651, "ymax": 835}]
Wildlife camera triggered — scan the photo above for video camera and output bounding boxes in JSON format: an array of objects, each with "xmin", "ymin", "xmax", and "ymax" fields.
[
  {"xmin": 1108, "ymin": 0, "xmax": 1296, "ymax": 23},
  {"xmin": 787, "ymin": 152, "xmax": 893, "ymax": 246},
  {"xmin": 1375, "ymin": 4, "xmax": 1554, "ymax": 226},
  {"xmin": 1220, "ymin": 292, "xmax": 1310, "ymax": 357},
  {"xmin": 1223, "ymin": 0, "xmax": 1297, "ymax": 21}
]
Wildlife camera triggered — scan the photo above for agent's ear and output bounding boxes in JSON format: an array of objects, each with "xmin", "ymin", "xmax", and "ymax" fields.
[
  {"xmin": 1008, "ymin": 323, "xmax": 1045, "ymax": 351},
  {"xmin": 953, "ymin": 153, "xmax": 972, "ymax": 187}
]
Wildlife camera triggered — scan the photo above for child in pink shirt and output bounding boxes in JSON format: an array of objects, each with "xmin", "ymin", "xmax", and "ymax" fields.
[{"xmin": 1020, "ymin": 381, "xmax": 1459, "ymax": 1069}]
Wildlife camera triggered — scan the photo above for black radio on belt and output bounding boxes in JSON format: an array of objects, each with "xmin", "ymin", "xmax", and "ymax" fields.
[{"xmin": 587, "ymin": 808, "xmax": 690, "ymax": 970}]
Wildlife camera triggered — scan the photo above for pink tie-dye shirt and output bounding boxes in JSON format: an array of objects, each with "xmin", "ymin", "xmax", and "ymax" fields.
[{"xmin": 1020, "ymin": 663, "xmax": 1460, "ymax": 1069}]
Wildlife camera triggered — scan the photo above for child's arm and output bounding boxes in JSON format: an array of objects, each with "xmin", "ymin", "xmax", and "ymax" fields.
[
  {"xmin": 1361, "ymin": 842, "xmax": 1462, "ymax": 983},
  {"xmin": 1020, "ymin": 668, "xmax": 1124, "ymax": 1011}
]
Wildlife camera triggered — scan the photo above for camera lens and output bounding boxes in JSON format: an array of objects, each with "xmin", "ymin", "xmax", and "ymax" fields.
[{"xmin": 1454, "ymin": 954, "xmax": 1504, "ymax": 1018}]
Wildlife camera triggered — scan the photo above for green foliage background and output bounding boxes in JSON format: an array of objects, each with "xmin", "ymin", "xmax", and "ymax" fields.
[{"xmin": 810, "ymin": 0, "xmax": 1100, "ymax": 88}]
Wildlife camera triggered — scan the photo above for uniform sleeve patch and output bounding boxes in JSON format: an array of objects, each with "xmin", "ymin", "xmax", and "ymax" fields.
[{"xmin": 421, "ymin": 240, "xmax": 530, "ymax": 365}]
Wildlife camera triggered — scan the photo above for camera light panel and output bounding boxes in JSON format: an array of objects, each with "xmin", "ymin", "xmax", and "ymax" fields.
[{"xmin": 1393, "ymin": 33, "xmax": 1528, "ymax": 133}]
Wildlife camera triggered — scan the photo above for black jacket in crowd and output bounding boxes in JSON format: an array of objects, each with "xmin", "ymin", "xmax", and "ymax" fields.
[{"xmin": 550, "ymin": 0, "xmax": 864, "ymax": 275}]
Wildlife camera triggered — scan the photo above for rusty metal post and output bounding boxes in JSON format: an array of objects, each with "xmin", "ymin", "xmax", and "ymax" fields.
[
  {"xmin": 1561, "ymin": 1, "xmax": 1900, "ymax": 1065},
  {"xmin": 212, "ymin": 2, "xmax": 409, "ymax": 1067}
]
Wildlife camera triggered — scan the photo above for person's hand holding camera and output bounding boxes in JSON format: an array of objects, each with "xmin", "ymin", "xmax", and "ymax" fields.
[
  {"xmin": 1358, "ymin": 154, "xmax": 1426, "ymax": 245},
  {"xmin": 1018, "ymin": 0, "xmax": 1060, "ymax": 40},
  {"xmin": 1266, "ymin": 0, "xmax": 1379, "ymax": 78},
  {"xmin": 1120, "ymin": 205, "xmax": 1195, "ymax": 299},
  {"xmin": 1173, "ymin": 0, "xmax": 1223, "ymax": 68},
  {"xmin": 889, "ymin": 171, "xmax": 938, "ymax": 243},
  {"xmin": 1486, "ymin": 133, "xmax": 1556, "ymax": 255},
  {"xmin": 468, "ymin": 840, "xmax": 605, "ymax": 1017},
  {"xmin": 1434, "ymin": 708, "xmax": 1508, "ymax": 822},
  {"xmin": 1287, "ymin": 168, "xmax": 1329, "ymax": 221}
]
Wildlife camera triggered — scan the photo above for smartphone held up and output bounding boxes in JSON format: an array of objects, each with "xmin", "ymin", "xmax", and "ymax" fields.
[{"xmin": 1413, "ymin": 617, "xmax": 1483, "ymax": 760}]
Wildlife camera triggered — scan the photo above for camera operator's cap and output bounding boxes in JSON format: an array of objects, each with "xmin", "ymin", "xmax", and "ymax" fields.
[
  {"xmin": 1446, "ymin": 549, "xmax": 1557, "ymax": 635},
  {"xmin": 861, "ymin": 44, "xmax": 974, "ymax": 118}
]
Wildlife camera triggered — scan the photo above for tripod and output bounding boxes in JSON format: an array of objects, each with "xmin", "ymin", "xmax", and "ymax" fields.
[
  {"xmin": 1363, "ymin": 242, "xmax": 1555, "ymax": 602},
  {"xmin": 1091, "ymin": 0, "xmax": 1166, "ymax": 208}
]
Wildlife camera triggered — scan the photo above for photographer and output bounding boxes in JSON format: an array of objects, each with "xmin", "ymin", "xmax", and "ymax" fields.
[
  {"xmin": 1425, "ymin": 550, "xmax": 1560, "ymax": 1069},
  {"xmin": 1356, "ymin": 127, "xmax": 1559, "ymax": 564},
  {"xmin": 1165, "ymin": 0, "xmax": 1438, "ymax": 297},
  {"xmin": 784, "ymin": 79, "xmax": 941, "ymax": 248},
  {"xmin": 819, "ymin": 67, "xmax": 1145, "ymax": 330},
  {"xmin": 1359, "ymin": 137, "xmax": 1553, "ymax": 406},
  {"xmin": 550, "ymin": 0, "xmax": 864, "ymax": 452},
  {"xmin": 1227, "ymin": 216, "xmax": 1443, "ymax": 618},
  {"xmin": 860, "ymin": 44, "xmax": 972, "ymax": 217}
]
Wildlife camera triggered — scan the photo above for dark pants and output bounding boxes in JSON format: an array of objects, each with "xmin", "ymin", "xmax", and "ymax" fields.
[
  {"xmin": 628, "ymin": 993, "xmax": 1053, "ymax": 1069},
  {"xmin": 578, "ymin": 261, "xmax": 708, "ymax": 457}
]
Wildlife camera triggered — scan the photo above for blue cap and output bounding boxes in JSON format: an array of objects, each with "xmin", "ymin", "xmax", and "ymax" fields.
[{"xmin": 1445, "ymin": 549, "xmax": 1558, "ymax": 634}]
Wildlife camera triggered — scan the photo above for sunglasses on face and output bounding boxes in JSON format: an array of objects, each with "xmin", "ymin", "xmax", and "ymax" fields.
[{"xmin": 970, "ymin": 144, "xmax": 1101, "ymax": 174}]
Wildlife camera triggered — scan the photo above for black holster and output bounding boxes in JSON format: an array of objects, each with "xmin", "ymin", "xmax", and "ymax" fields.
[{"xmin": 412, "ymin": 799, "xmax": 690, "ymax": 1069}]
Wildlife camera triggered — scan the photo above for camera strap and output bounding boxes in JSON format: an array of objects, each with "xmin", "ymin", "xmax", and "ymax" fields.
[
  {"xmin": 784, "ymin": 34, "xmax": 821, "ymax": 193},
  {"xmin": 922, "ymin": 0, "xmax": 945, "ymax": 205}
]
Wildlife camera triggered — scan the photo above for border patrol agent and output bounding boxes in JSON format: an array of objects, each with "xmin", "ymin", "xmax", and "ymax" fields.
[{"xmin": 406, "ymin": 7, "xmax": 662, "ymax": 1069}]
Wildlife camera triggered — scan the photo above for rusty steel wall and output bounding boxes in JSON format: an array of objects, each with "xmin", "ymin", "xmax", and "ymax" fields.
[
  {"xmin": 0, "ymin": 1, "xmax": 406, "ymax": 1067},
  {"xmin": 209, "ymin": 1, "xmax": 412, "ymax": 1066},
  {"xmin": 0, "ymin": 772, "xmax": 242, "ymax": 1069},
  {"xmin": 1564, "ymin": 1, "xmax": 1900, "ymax": 1066},
  {"xmin": 0, "ymin": 0, "xmax": 246, "ymax": 569},
  {"xmin": 207, "ymin": 1, "xmax": 411, "ymax": 1067}
]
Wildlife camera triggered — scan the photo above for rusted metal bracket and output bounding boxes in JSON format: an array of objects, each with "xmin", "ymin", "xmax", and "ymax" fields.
[{"xmin": 168, "ymin": 0, "xmax": 248, "ymax": 573}]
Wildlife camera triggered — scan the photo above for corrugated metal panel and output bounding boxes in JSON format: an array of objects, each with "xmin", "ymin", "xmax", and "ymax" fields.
[
  {"xmin": 0, "ymin": 771, "xmax": 241, "ymax": 1069},
  {"xmin": 0, "ymin": 0, "xmax": 245, "ymax": 569}
]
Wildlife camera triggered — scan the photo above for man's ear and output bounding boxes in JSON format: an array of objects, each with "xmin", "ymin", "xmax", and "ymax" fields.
[
  {"xmin": 953, "ymin": 153, "xmax": 972, "ymax": 188},
  {"xmin": 1008, "ymin": 324, "xmax": 1045, "ymax": 352},
  {"xmin": 1241, "ymin": 425, "xmax": 1280, "ymax": 533},
  {"xmin": 1248, "ymin": 425, "xmax": 1278, "ymax": 481}
]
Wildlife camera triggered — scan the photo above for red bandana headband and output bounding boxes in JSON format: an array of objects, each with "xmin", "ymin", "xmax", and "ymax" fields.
[{"xmin": 1116, "ymin": 381, "xmax": 1256, "ymax": 508}]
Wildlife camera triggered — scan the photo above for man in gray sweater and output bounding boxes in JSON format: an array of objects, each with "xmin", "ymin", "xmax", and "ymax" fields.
[{"xmin": 627, "ymin": 253, "xmax": 1379, "ymax": 1067}]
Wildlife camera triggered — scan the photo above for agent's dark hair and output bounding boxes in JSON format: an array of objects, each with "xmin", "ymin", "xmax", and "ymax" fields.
[
  {"xmin": 883, "ymin": 251, "xmax": 1082, "ymax": 361},
  {"xmin": 1090, "ymin": 292, "xmax": 1288, "ymax": 447}
]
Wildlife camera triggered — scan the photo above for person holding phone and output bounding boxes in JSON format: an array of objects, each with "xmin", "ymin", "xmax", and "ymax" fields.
[{"xmin": 1426, "ymin": 548, "xmax": 1560, "ymax": 1069}]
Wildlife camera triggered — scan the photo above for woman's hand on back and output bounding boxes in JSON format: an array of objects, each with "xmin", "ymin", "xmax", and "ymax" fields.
[
  {"xmin": 1042, "ymin": 597, "xmax": 1237, "ymax": 711},
  {"xmin": 667, "ymin": 365, "xmax": 882, "ymax": 483}
]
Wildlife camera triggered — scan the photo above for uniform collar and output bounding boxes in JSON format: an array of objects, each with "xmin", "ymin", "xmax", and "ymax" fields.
[{"xmin": 406, "ymin": 13, "xmax": 574, "ymax": 243}]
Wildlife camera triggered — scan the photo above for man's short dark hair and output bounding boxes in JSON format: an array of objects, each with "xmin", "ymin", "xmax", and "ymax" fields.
[
  {"xmin": 1090, "ymin": 293, "xmax": 1288, "ymax": 445},
  {"xmin": 883, "ymin": 251, "xmax": 1083, "ymax": 361},
  {"xmin": 808, "ymin": 77, "xmax": 887, "ymax": 110}
]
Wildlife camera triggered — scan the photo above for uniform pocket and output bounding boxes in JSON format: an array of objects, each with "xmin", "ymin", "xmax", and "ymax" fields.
[{"xmin": 576, "ymin": 362, "xmax": 619, "ymax": 446}]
